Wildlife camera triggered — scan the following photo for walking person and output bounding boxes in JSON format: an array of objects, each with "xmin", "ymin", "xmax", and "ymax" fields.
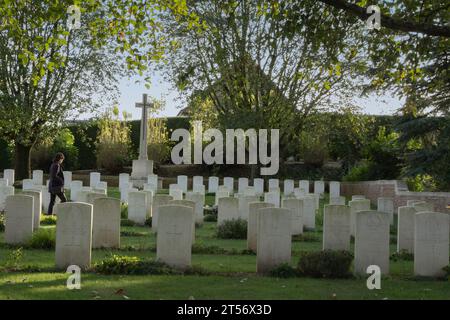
[{"xmin": 47, "ymin": 152, "xmax": 67, "ymax": 215}]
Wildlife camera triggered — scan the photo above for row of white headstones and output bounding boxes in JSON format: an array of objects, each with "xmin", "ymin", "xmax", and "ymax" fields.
[{"xmin": 1, "ymin": 169, "xmax": 449, "ymax": 277}]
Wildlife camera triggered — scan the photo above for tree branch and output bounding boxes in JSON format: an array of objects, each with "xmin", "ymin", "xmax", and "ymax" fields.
[{"xmin": 318, "ymin": 0, "xmax": 450, "ymax": 37}]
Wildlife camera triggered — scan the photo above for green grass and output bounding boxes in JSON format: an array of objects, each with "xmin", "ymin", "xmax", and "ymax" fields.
[{"xmin": 0, "ymin": 189, "xmax": 448, "ymax": 300}]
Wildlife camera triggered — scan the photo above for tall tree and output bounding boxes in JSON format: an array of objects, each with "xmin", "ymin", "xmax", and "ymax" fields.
[
  {"xmin": 160, "ymin": 0, "xmax": 366, "ymax": 164},
  {"xmin": 0, "ymin": 0, "xmax": 192, "ymax": 179}
]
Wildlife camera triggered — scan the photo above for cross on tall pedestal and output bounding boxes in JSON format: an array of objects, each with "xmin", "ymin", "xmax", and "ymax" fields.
[{"xmin": 135, "ymin": 94, "xmax": 153, "ymax": 161}]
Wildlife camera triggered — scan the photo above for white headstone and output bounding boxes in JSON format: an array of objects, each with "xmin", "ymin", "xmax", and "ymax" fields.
[
  {"xmin": 89, "ymin": 172, "xmax": 101, "ymax": 188},
  {"xmin": 264, "ymin": 191, "xmax": 280, "ymax": 208},
  {"xmin": 354, "ymin": 211, "xmax": 390, "ymax": 275},
  {"xmin": 55, "ymin": 202, "xmax": 93, "ymax": 270},
  {"xmin": 86, "ymin": 192, "xmax": 106, "ymax": 205},
  {"xmin": 243, "ymin": 186, "xmax": 257, "ymax": 196},
  {"xmin": 193, "ymin": 184, "xmax": 205, "ymax": 194},
  {"xmin": 223, "ymin": 177, "xmax": 234, "ymax": 193},
  {"xmin": 193, "ymin": 176, "xmax": 203, "ymax": 188},
  {"xmin": 248, "ymin": 202, "xmax": 275, "ymax": 251},
  {"xmin": 128, "ymin": 191, "xmax": 148, "ymax": 225},
  {"xmin": 4, "ymin": 169, "xmax": 15, "ymax": 187},
  {"xmin": 238, "ymin": 178, "xmax": 249, "ymax": 194},
  {"xmin": 268, "ymin": 179, "xmax": 279, "ymax": 190},
  {"xmin": 22, "ymin": 179, "xmax": 34, "ymax": 190},
  {"xmin": 148, "ymin": 174, "xmax": 158, "ymax": 190},
  {"xmin": 5, "ymin": 195, "xmax": 34, "ymax": 244},
  {"xmin": 239, "ymin": 195, "xmax": 259, "ymax": 220},
  {"xmin": 299, "ymin": 180, "xmax": 309, "ymax": 193},
  {"xmin": 186, "ymin": 192, "xmax": 205, "ymax": 224},
  {"xmin": 349, "ymin": 199, "xmax": 371, "ymax": 236},
  {"xmin": 407, "ymin": 200, "xmax": 423, "ymax": 207},
  {"xmin": 397, "ymin": 206, "xmax": 416, "ymax": 253},
  {"xmin": 283, "ymin": 180, "xmax": 294, "ymax": 196},
  {"xmin": 92, "ymin": 198, "xmax": 121, "ymax": 249},
  {"xmin": 282, "ymin": 198, "xmax": 303, "ymax": 235},
  {"xmin": 208, "ymin": 176, "xmax": 219, "ymax": 193},
  {"xmin": 294, "ymin": 188, "xmax": 305, "ymax": 198},
  {"xmin": 96, "ymin": 181, "xmax": 108, "ymax": 190},
  {"xmin": 119, "ymin": 173, "xmax": 130, "ymax": 190},
  {"xmin": 323, "ymin": 205, "xmax": 351, "ymax": 250},
  {"xmin": 329, "ymin": 181, "xmax": 340, "ymax": 198},
  {"xmin": 412, "ymin": 201, "xmax": 434, "ymax": 212},
  {"xmin": 302, "ymin": 196, "xmax": 316, "ymax": 230},
  {"xmin": 151, "ymin": 195, "xmax": 174, "ymax": 231},
  {"xmin": 377, "ymin": 197, "xmax": 394, "ymax": 225},
  {"xmin": 215, "ymin": 190, "xmax": 230, "ymax": 206},
  {"xmin": 64, "ymin": 171, "xmax": 72, "ymax": 189},
  {"xmin": 22, "ymin": 190, "xmax": 42, "ymax": 231},
  {"xmin": 352, "ymin": 195, "xmax": 365, "ymax": 200},
  {"xmin": 330, "ymin": 196, "xmax": 346, "ymax": 205},
  {"xmin": 256, "ymin": 208, "xmax": 292, "ymax": 273},
  {"xmin": 70, "ymin": 181, "xmax": 83, "ymax": 202},
  {"xmin": 177, "ymin": 175, "xmax": 188, "ymax": 193},
  {"xmin": 143, "ymin": 183, "xmax": 157, "ymax": 193},
  {"xmin": 169, "ymin": 199, "xmax": 196, "ymax": 243},
  {"xmin": 253, "ymin": 178, "xmax": 264, "ymax": 195},
  {"xmin": 218, "ymin": 197, "xmax": 239, "ymax": 225},
  {"xmin": 0, "ymin": 178, "xmax": 8, "ymax": 187},
  {"xmin": 414, "ymin": 212, "xmax": 449, "ymax": 277},
  {"xmin": 157, "ymin": 205, "xmax": 194, "ymax": 269},
  {"xmin": 314, "ymin": 181, "xmax": 325, "ymax": 197},
  {"xmin": 169, "ymin": 185, "xmax": 183, "ymax": 201},
  {"xmin": 32, "ymin": 170, "xmax": 44, "ymax": 186},
  {"xmin": 0, "ymin": 185, "xmax": 14, "ymax": 211}
]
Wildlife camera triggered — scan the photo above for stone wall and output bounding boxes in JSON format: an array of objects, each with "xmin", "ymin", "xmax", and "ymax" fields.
[{"xmin": 341, "ymin": 180, "xmax": 450, "ymax": 213}]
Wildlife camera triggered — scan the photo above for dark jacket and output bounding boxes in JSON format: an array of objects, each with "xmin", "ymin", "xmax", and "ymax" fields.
[{"xmin": 48, "ymin": 161, "xmax": 65, "ymax": 194}]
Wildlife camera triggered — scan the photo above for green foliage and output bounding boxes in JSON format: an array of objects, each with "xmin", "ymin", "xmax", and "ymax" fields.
[
  {"xmin": 292, "ymin": 232, "xmax": 320, "ymax": 242},
  {"xmin": 40, "ymin": 215, "xmax": 57, "ymax": 226},
  {"xmin": 406, "ymin": 174, "xmax": 438, "ymax": 192},
  {"xmin": 0, "ymin": 211, "xmax": 4, "ymax": 232},
  {"xmin": 269, "ymin": 263, "xmax": 299, "ymax": 278},
  {"xmin": 5, "ymin": 248, "xmax": 24, "ymax": 270},
  {"xmin": 0, "ymin": 139, "xmax": 13, "ymax": 170},
  {"xmin": 27, "ymin": 229, "xmax": 55, "ymax": 250},
  {"xmin": 297, "ymin": 250, "xmax": 353, "ymax": 278},
  {"xmin": 443, "ymin": 265, "xmax": 450, "ymax": 278},
  {"xmin": 121, "ymin": 219, "xmax": 135, "ymax": 227},
  {"xmin": 145, "ymin": 217, "xmax": 152, "ymax": 227},
  {"xmin": 391, "ymin": 250, "xmax": 414, "ymax": 262},
  {"xmin": 120, "ymin": 204, "xmax": 128, "ymax": 219},
  {"xmin": 93, "ymin": 255, "xmax": 177, "ymax": 275},
  {"xmin": 204, "ymin": 214, "xmax": 217, "ymax": 222},
  {"xmin": 343, "ymin": 161, "xmax": 371, "ymax": 181},
  {"xmin": 96, "ymin": 108, "xmax": 132, "ymax": 174},
  {"xmin": 31, "ymin": 128, "xmax": 79, "ymax": 171},
  {"xmin": 298, "ymin": 131, "xmax": 328, "ymax": 167},
  {"xmin": 217, "ymin": 219, "xmax": 247, "ymax": 239},
  {"xmin": 120, "ymin": 230, "xmax": 147, "ymax": 237}
]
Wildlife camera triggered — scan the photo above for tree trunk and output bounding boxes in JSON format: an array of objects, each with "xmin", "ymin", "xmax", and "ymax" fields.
[{"xmin": 14, "ymin": 142, "xmax": 32, "ymax": 181}]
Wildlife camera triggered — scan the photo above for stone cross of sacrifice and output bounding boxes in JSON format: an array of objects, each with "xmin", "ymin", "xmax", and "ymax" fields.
[{"xmin": 135, "ymin": 94, "xmax": 154, "ymax": 160}]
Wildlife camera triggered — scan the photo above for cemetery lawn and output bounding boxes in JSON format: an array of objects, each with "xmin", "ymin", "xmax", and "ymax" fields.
[{"xmin": 0, "ymin": 188, "xmax": 449, "ymax": 300}]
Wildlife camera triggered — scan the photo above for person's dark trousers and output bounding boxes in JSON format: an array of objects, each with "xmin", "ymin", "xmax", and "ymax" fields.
[{"xmin": 48, "ymin": 192, "xmax": 67, "ymax": 215}]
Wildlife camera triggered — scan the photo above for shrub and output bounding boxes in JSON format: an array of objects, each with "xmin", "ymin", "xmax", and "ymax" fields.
[
  {"xmin": 93, "ymin": 255, "xmax": 177, "ymax": 275},
  {"xmin": 27, "ymin": 228, "xmax": 56, "ymax": 249},
  {"xmin": 217, "ymin": 219, "xmax": 247, "ymax": 239},
  {"xmin": 0, "ymin": 211, "xmax": 4, "ymax": 232},
  {"xmin": 204, "ymin": 214, "xmax": 217, "ymax": 222},
  {"xmin": 292, "ymin": 232, "xmax": 320, "ymax": 242},
  {"xmin": 145, "ymin": 217, "xmax": 152, "ymax": 227},
  {"xmin": 120, "ymin": 231, "xmax": 147, "ymax": 237},
  {"xmin": 298, "ymin": 131, "xmax": 328, "ymax": 167},
  {"xmin": 120, "ymin": 204, "xmax": 128, "ymax": 219},
  {"xmin": 297, "ymin": 250, "xmax": 353, "ymax": 278},
  {"xmin": 96, "ymin": 142, "xmax": 131, "ymax": 174},
  {"xmin": 269, "ymin": 263, "xmax": 299, "ymax": 278},
  {"xmin": 40, "ymin": 215, "xmax": 57, "ymax": 226},
  {"xmin": 390, "ymin": 250, "xmax": 414, "ymax": 261},
  {"xmin": 343, "ymin": 161, "xmax": 371, "ymax": 181},
  {"xmin": 121, "ymin": 219, "xmax": 135, "ymax": 227},
  {"xmin": 443, "ymin": 265, "xmax": 450, "ymax": 278}
]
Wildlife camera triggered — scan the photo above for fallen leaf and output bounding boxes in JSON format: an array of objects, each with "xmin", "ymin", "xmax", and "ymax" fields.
[
  {"xmin": 123, "ymin": 295, "xmax": 130, "ymax": 300},
  {"xmin": 115, "ymin": 289, "xmax": 125, "ymax": 295}
]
